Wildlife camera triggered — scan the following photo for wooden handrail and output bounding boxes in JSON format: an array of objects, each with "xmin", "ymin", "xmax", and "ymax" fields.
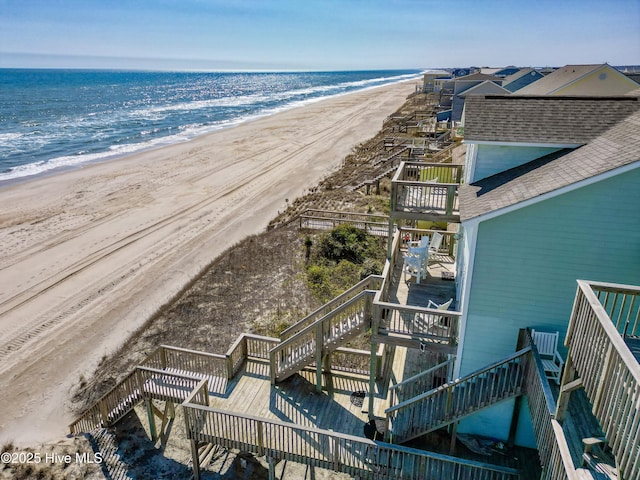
[
  {"xmin": 389, "ymin": 358, "xmax": 454, "ymax": 392},
  {"xmin": 274, "ymin": 290, "xmax": 375, "ymax": 351},
  {"xmin": 281, "ymin": 275, "xmax": 382, "ymax": 340},
  {"xmin": 183, "ymin": 403, "xmax": 520, "ymax": 479},
  {"xmin": 565, "ymin": 280, "xmax": 640, "ymax": 479},
  {"xmin": 387, "ymin": 347, "xmax": 530, "ymax": 414}
]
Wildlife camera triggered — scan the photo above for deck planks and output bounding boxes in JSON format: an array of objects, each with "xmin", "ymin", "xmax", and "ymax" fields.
[{"xmin": 206, "ymin": 360, "xmax": 370, "ymax": 439}]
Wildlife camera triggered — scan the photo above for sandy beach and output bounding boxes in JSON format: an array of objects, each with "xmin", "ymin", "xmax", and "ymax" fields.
[{"xmin": 0, "ymin": 80, "xmax": 415, "ymax": 445}]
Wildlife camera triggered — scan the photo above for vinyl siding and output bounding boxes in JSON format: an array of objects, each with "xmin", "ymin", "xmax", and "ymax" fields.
[
  {"xmin": 457, "ymin": 167, "xmax": 640, "ymax": 444},
  {"xmin": 472, "ymin": 144, "xmax": 564, "ymax": 182}
]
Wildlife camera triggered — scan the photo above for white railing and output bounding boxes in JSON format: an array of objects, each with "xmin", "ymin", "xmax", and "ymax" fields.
[{"xmin": 566, "ymin": 280, "xmax": 640, "ymax": 479}]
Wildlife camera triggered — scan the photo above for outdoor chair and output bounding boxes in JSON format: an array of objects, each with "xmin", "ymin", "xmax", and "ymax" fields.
[
  {"xmin": 407, "ymin": 235, "xmax": 429, "ymax": 252},
  {"xmin": 413, "ymin": 298, "xmax": 454, "ymax": 337},
  {"xmin": 402, "ymin": 237, "xmax": 429, "ymax": 284},
  {"xmin": 427, "ymin": 232, "xmax": 444, "ymax": 264},
  {"xmin": 531, "ymin": 329, "xmax": 565, "ymax": 385}
]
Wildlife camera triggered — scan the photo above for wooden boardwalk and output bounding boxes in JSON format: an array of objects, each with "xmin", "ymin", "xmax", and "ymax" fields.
[{"xmin": 206, "ymin": 360, "xmax": 371, "ymax": 438}]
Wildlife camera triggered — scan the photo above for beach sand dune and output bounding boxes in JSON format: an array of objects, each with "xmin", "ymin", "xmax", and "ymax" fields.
[{"xmin": 0, "ymin": 81, "xmax": 414, "ymax": 444}]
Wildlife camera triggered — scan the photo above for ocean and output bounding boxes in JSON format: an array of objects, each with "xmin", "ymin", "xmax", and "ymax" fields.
[{"xmin": 0, "ymin": 69, "xmax": 421, "ymax": 184}]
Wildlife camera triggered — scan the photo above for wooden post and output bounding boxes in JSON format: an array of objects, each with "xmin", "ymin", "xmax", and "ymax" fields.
[
  {"xmin": 267, "ymin": 456, "xmax": 276, "ymax": 480},
  {"xmin": 507, "ymin": 396, "xmax": 522, "ymax": 447},
  {"xmin": 316, "ymin": 323, "xmax": 323, "ymax": 392},
  {"xmin": 368, "ymin": 311, "xmax": 380, "ymax": 417},
  {"xmin": 257, "ymin": 420, "xmax": 265, "ymax": 456},
  {"xmin": 190, "ymin": 439, "xmax": 201, "ymax": 480},
  {"xmin": 555, "ymin": 354, "xmax": 577, "ymax": 422},
  {"xmin": 160, "ymin": 347, "xmax": 167, "ymax": 370},
  {"xmin": 146, "ymin": 398, "xmax": 157, "ymax": 441},
  {"xmin": 449, "ymin": 421, "xmax": 458, "ymax": 455}
]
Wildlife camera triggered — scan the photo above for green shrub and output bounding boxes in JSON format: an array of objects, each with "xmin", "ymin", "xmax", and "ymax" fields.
[{"xmin": 305, "ymin": 224, "xmax": 385, "ymax": 303}]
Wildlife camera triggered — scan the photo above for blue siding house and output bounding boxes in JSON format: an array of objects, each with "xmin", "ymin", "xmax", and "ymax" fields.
[{"xmin": 455, "ymin": 96, "xmax": 640, "ymax": 445}]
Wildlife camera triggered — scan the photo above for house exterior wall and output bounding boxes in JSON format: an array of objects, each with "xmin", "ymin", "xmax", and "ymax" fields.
[
  {"xmin": 554, "ymin": 66, "xmax": 639, "ymax": 95},
  {"xmin": 470, "ymin": 144, "xmax": 564, "ymax": 182},
  {"xmin": 456, "ymin": 166, "xmax": 640, "ymax": 445}
]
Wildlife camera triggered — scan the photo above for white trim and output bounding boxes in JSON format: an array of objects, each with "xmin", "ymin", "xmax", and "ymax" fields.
[
  {"xmin": 463, "ymin": 140, "xmax": 581, "ymax": 149},
  {"xmin": 454, "ymin": 223, "xmax": 478, "ymax": 379},
  {"xmin": 468, "ymin": 161, "xmax": 640, "ymax": 224}
]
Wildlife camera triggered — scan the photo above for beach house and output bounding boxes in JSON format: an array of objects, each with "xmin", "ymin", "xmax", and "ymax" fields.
[
  {"xmin": 454, "ymin": 95, "xmax": 640, "ymax": 447},
  {"xmin": 516, "ymin": 63, "xmax": 640, "ymax": 96}
]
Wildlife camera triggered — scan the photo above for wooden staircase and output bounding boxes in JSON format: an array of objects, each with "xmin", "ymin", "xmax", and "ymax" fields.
[
  {"xmin": 269, "ymin": 289, "xmax": 375, "ymax": 383},
  {"xmin": 386, "ymin": 348, "xmax": 531, "ymax": 444}
]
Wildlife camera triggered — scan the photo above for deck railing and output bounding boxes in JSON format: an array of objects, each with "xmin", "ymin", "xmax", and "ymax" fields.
[
  {"xmin": 388, "ymin": 358, "xmax": 454, "ymax": 406},
  {"xmin": 141, "ymin": 345, "xmax": 227, "ymax": 379},
  {"xmin": 270, "ymin": 290, "xmax": 375, "ymax": 384},
  {"xmin": 281, "ymin": 275, "xmax": 382, "ymax": 340},
  {"xmin": 375, "ymin": 301, "xmax": 460, "ymax": 349},
  {"xmin": 385, "ymin": 348, "xmax": 530, "ymax": 444},
  {"xmin": 137, "ymin": 366, "xmax": 203, "ymax": 403},
  {"xmin": 226, "ymin": 333, "xmax": 280, "ymax": 378},
  {"xmin": 519, "ymin": 331, "xmax": 577, "ymax": 479},
  {"xmin": 299, "ymin": 209, "xmax": 389, "ymax": 236},
  {"xmin": 565, "ymin": 280, "xmax": 640, "ymax": 479},
  {"xmin": 183, "ymin": 401, "xmax": 520, "ymax": 480},
  {"xmin": 391, "ymin": 161, "xmax": 460, "ymax": 221},
  {"xmin": 398, "ymin": 226, "xmax": 457, "ymax": 257}
]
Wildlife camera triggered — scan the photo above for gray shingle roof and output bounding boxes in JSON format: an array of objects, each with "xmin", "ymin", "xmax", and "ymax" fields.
[
  {"xmin": 459, "ymin": 110, "xmax": 640, "ymax": 221},
  {"xmin": 464, "ymin": 95, "xmax": 640, "ymax": 144}
]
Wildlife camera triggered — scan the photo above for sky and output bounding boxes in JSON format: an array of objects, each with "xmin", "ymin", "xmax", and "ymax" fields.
[{"xmin": 0, "ymin": 0, "xmax": 639, "ymax": 71}]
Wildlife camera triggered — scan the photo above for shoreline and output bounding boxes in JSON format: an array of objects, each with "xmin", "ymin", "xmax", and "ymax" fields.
[
  {"xmin": 0, "ymin": 79, "xmax": 417, "ymax": 445},
  {"xmin": 0, "ymin": 75, "xmax": 421, "ymax": 187}
]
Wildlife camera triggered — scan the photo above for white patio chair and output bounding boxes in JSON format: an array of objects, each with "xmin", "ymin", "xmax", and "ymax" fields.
[
  {"xmin": 427, "ymin": 232, "xmax": 444, "ymax": 264},
  {"xmin": 407, "ymin": 235, "xmax": 429, "ymax": 253},
  {"xmin": 531, "ymin": 329, "xmax": 565, "ymax": 385},
  {"xmin": 402, "ymin": 239, "xmax": 429, "ymax": 284}
]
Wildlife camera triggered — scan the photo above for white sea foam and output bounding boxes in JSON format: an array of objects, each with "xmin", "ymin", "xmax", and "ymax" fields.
[{"xmin": 0, "ymin": 71, "xmax": 421, "ymax": 184}]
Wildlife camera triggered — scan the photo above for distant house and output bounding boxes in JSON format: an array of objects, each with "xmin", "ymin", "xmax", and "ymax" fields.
[
  {"xmin": 449, "ymin": 73, "xmax": 505, "ymax": 122},
  {"xmin": 455, "ymin": 94, "xmax": 640, "ymax": 445},
  {"xmin": 482, "ymin": 66, "xmax": 521, "ymax": 77},
  {"xmin": 422, "ymin": 69, "xmax": 452, "ymax": 93},
  {"xmin": 501, "ymin": 67, "xmax": 545, "ymax": 92},
  {"xmin": 516, "ymin": 63, "xmax": 640, "ymax": 96}
]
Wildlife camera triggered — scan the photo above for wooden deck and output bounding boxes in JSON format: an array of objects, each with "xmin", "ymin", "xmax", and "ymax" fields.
[
  {"xmin": 207, "ymin": 359, "xmax": 372, "ymax": 438},
  {"xmin": 382, "ymin": 238, "xmax": 458, "ymax": 407}
]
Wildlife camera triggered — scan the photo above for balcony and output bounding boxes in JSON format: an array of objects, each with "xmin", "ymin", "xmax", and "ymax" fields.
[
  {"xmin": 560, "ymin": 280, "xmax": 640, "ymax": 479},
  {"xmin": 390, "ymin": 162, "xmax": 461, "ymax": 223}
]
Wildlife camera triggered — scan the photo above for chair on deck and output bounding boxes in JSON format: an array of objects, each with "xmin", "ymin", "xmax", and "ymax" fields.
[
  {"xmin": 402, "ymin": 247, "xmax": 429, "ymax": 283},
  {"xmin": 407, "ymin": 235, "xmax": 429, "ymax": 252},
  {"xmin": 414, "ymin": 298, "xmax": 454, "ymax": 336},
  {"xmin": 531, "ymin": 329, "xmax": 565, "ymax": 385},
  {"xmin": 427, "ymin": 232, "xmax": 444, "ymax": 264}
]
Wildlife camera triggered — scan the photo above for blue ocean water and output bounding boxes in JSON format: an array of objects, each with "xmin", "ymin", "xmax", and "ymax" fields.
[{"xmin": 0, "ymin": 69, "xmax": 421, "ymax": 183}]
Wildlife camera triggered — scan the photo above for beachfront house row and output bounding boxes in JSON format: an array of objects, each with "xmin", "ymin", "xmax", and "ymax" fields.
[
  {"xmin": 422, "ymin": 69, "xmax": 452, "ymax": 93},
  {"xmin": 516, "ymin": 63, "xmax": 640, "ymax": 96},
  {"xmin": 454, "ymin": 94, "xmax": 640, "ymax": 446}
]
